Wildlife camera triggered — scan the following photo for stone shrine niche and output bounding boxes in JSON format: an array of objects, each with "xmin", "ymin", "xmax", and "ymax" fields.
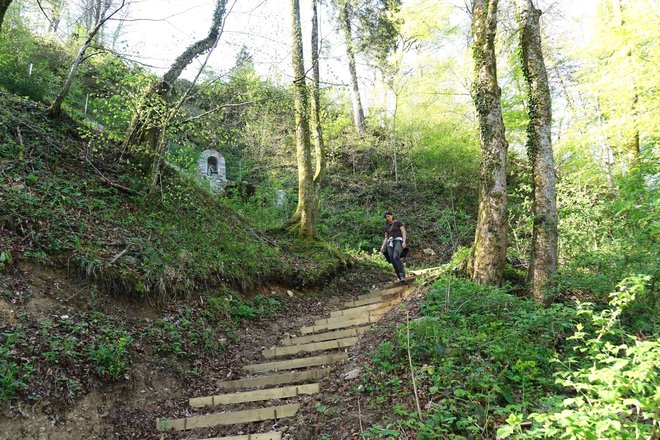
[{"xmin": 197, "ymin": 150, "xmax": 227, "ymax": 190}]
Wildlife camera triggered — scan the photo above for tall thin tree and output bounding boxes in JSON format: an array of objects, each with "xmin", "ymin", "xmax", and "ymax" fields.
[
  {"xmin": 468, "ymin": 0, "xmax": 509, "ymax": 286},
  {"xmin": 310, "ymin": 0, "xmax": 326, "ymax": 222},
  {"xmin": 338, "ymin": 0, "xmax": 366, "ymax": 134},
  {"xmin": 288, "ymin": 0, "xmax": 315, "ymax": 238},
  {"xmin": 519, "ymin": 0, "xmax": 557, "ymax": 301}
]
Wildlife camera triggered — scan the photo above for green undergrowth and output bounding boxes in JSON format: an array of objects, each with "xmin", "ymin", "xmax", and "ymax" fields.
[
  {"xmin": 498, "ymin": 275, "xmax": 658, "ymax": 439},
  {"xmin": 361, "ymin": 276, "xmax": 579, "ymax": 439},
  {"xmin": 0, "ymin": 313, "xmax": 131, "ymax": 404},
  {"xmin": 0, "ymin": 290, "xmax": 289, "ymax": 403},
  {"xmin": 144, "ymin": 290, "xmax": 286, "ymax": 360},
  {"xmin": 0, "ymin": 90, "xmax": 348, "ymax": 298}
]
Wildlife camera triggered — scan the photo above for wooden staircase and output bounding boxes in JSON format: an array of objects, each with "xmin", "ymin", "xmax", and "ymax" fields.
[{"xmin": 154, "ymin": 283, "xmax": 410, "ymax": 439}]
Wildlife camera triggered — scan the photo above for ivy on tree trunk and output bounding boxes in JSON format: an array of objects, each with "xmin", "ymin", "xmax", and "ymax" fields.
[
  {"xmin": 287, "ymin": 0, "xmax": 316, "ymax": 238},
  {"xmin": 468, "ymin": 0, "xmax": 509, "ymax": 286},
  {"xmin": 519, "ymin": 0, "xmax": 558, "ymax": 302},
  {"xmin": 311, "ymin": 0, "xmax": 326, "ymax": 225}
]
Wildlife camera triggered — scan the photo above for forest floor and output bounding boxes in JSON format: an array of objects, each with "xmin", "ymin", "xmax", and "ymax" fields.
[{"xmin": 0, "ymin": 259, "xmax": 419, "ymax": 440}]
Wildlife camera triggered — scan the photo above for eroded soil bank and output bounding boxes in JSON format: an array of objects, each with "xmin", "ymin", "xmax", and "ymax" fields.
[{"xmin": 0, "ymin": 262, "xmax": 394, "ymax": 439}]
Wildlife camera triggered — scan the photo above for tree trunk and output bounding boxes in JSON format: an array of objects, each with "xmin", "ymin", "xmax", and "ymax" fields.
[
  {"xmin": 310, "ymin": 0, "xmax": 326, "ymax": 223},
  {"xmin": 392, "ymin": 91, "xmax": 399, "ymax": 183},
  {"xmin": 48, "ymin": 0, "xmax": 64, "ymax": 34},
  {"xmin": 49, "ymin": 0, "xmax": 126, "ymax": 117},
  {"xmin": 288, "ymin": 0, "xmax": 315, "ymax": 238},
  {"xmin": 339, "ymin": 1, "xmax": 366, "ymax": 134},
  {"xmin": 468, "ymin": 0, "xmax": 509, "ymax": 286},
  {"xmin": 519, "ymin": 0, "xmax": 557, "ymax": 302},
  {"xmin": 123, "ymin": 0, "xmax": 227, "ymax": 188},
  {"xmin": 0, "ymin": 0, "xmax": 14, "ymax": 33},
  {"xmin": 617, "ymin": 0, "xmax": 640, "ymax": 164}
]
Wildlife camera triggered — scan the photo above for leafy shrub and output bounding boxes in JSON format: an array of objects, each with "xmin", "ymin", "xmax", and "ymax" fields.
[{"xmin": 499, "ymin": 275, "xmax": 659, "ymax": 439}]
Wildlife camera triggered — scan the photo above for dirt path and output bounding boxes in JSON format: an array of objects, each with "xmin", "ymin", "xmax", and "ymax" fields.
[{"xmin": 152, "ymin": 283, "xmax": 412, "ymax": 440}]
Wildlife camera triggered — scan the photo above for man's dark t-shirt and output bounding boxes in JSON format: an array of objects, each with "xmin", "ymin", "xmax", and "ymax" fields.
[{"xmin": 385, "ymin": 221, "xmax": 404, "ymax": 239}]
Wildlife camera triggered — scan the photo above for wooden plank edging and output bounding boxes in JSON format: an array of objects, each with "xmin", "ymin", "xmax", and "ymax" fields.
[
  {"xmin": 189, "ymin": 383, "xmax": 319, "ymax": 408},
  {"xmin": 156, "ymin": 403, "xmax": 299, "ymax": 431},
  {"xmin": 280, "ymin": 327, "xmax": 370, "ymax": 346},
  {"xmin": 313, "ymin": 309, "xmax": 390, "ymax": 326},
  {"xmin": 201, "ymin": 432, "xmax": 282, "ymax": 440},
  {"xmin": 262, "ymin": 337, "xmax": 358, "ymax": 359},
  {"xmin": 217, "ymin": 368, "xmax": 331, "ymax": 390},
  {"xmin": 330, "ymin": 300, "xmax": 397, "ymax": 317},
  {"xmin": 300, "ymin": 313, "xmax": 386, "ymax": 335},
  {"xmin": 242, "ymin": 353, "xmax": 348, "ymax": 373},
  {"xmin": 342, "ymin": 292, "xmax": 401, "ymax": 308},
  {"xmin": 355, "ymin": 286, "xmax": 403, "ymax": 300}
]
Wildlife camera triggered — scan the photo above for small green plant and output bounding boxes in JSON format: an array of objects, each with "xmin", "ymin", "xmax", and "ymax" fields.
[
  {"xmin": 315, "ymin": 404, "xmax": 336, "ymax": 415},
  {"xmin": 87, "ymin": 333, "xmax": 132, "ymax": 379},
  {"xmin": 362, "ymin": 424, "xmax": 401, "ymax": 438},
  {"xmin": 0, "ymin": 250, "xmax": 12, "ymax": 270},
  {"xmin": 0, "ymin": 329, "xmax": 32, "ymax": 402}
]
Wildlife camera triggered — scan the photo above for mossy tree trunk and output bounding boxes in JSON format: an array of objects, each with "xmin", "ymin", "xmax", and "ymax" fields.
[
  {"xmin": 124, "ymin": 0, "xmax": 227, "ymax": 191},
  {"xmin": 0, "ymin": 0, "xmax": 12, "ymax": 32},
  {"xmin": 288, "ymin": 0, "xmax": 316, "ymax": 238},
  {"xmin": 519, "ymin": 0, "xmax": 557, "ymax": 302},
  {"xmin": 311, "ymin": 0, "xmax": 326, "ymax": 224},
  {"xmin": 339, "ymin": 0, "xmax": 366, "ymax": 135},
  {"xmin": 468, "ymin": 0, "xmax": 509, "ymax": 286}
]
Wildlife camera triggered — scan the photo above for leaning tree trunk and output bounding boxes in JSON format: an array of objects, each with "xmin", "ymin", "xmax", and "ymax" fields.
[
  {"xmin": 124, "ymin": 0, "xmax": 227, "ymax": 188},
  {"xmin": 339, "ymin": 1, "xmax": 366, "ymax": 135},
  {"xmin": 520, "ymin": 0, "xmax": 557, "ymax": 302},
  {"xmin": 0, "ymin": 0, "xmax": 13, "ymax": 32},
  {"xmin": 310, "ymin": 0, "xmax": 326, "ymax": 223},
  {"xmin": 288, "ymin": 0, "xmax": 315, "ymax": 238},
  {"xmin": 468, "ymin": 0, "xmax": 509, "ymax": 287},
  {"xmin": 49, "ymin": 0, "xmax": 125, "ymax": 117}
]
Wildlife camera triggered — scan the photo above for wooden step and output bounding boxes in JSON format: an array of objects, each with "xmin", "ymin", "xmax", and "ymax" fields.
[
  {"xmin": 202, "ymin": 432, "xmax": 282, "ymax": 440},
  {"xmin": 342, "ymin": 291, "xmax": 404, "ymax": 308},
  {"xmin": 189, "ymin": 383, "xmax": 320, "ymax": 408},
  {"xmin": 156, "ymin": 403, "xmax": 299, "ymax": 431},
  {"xmin": 280, "ymin": 326, "xmax": 370, "ymax": 346},
  {"xmin": 243, "ymin": 353, "xmax": 348, "ymax": 374},
  {"xmin": 330, "ymin": 301, "xmax": 397, "ymax": 317},
  {"xmin": 300, "ymin": 312, "xmax": 387, "ymax": 335},
  {"xmin": 356, "ymin": 286, "xmax": 403, "ymax": 300},
  {"xmin": 262, "ymin": 337, "xmax": 358, "ymax": 359},
  {"xmin": 217, "ymin": 368, "xmax": 331, "ymax": 390},
  {"xmin": 313, "ymin": 308, "xmax": 390, "ymax": 326}
]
